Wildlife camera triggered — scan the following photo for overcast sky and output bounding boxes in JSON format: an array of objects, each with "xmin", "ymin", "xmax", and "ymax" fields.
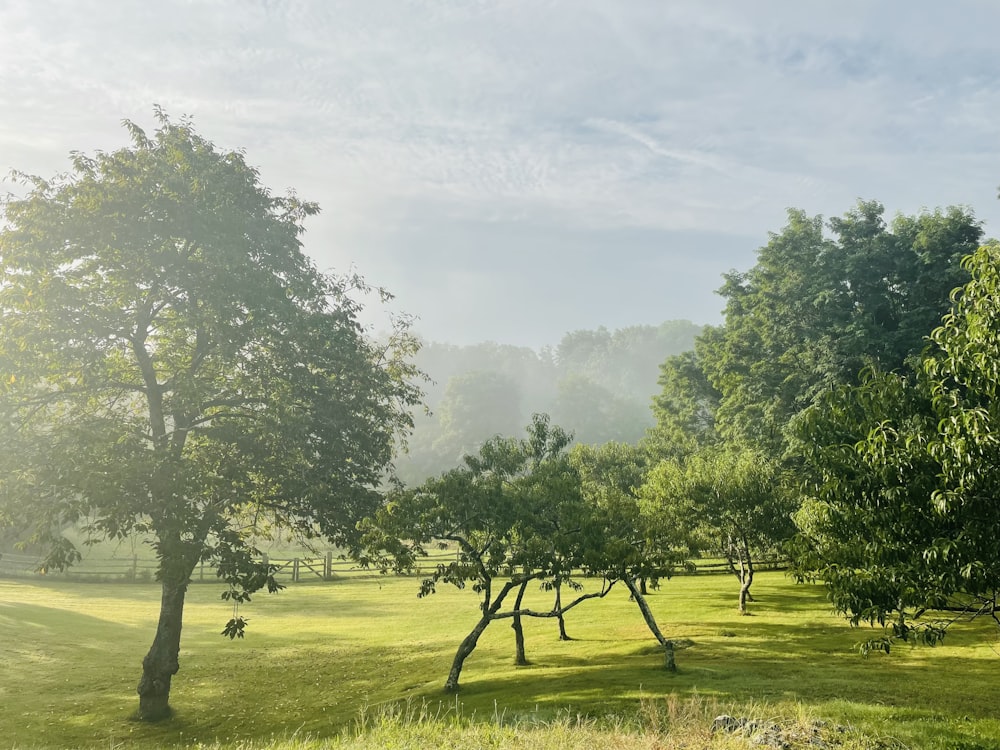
[{"xmin": 3, "ymin": 1, "xmax": 999, "ymax": 348}]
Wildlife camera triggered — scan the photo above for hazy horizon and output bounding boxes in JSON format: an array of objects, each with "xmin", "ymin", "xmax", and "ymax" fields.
[{"xmin": 4, "ymin": 1, "xmax": 1000, "ymax": 348}]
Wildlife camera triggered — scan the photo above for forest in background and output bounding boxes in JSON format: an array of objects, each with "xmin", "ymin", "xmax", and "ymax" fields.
[{"xmin": 394, "ymin": 320, "xmax": 702, "ymax": 485}]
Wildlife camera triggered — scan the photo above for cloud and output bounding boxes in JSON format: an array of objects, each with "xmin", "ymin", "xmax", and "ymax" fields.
[{"xmin": 3, "ymin": 0, "xmax": 1000, "ymax": 345}]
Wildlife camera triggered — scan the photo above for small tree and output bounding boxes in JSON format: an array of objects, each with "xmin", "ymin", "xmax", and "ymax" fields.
[
  {"xmin": 363, "ymin": 416, "xmax": 595, "ymax": 690},
  {"xmin": 641, "ymin": 449, "xmax": 792, "ymax": 613},
  {"xmin": 0, "ymin": 111, "xmax": 421, "ymax": 720},
  {"xmin": 363, "ymin": 416, "xmax": 683, "ymax": 690},
  {"xmin": 571, "ymin": 441, "xmax": 692, "ymax": 668}
]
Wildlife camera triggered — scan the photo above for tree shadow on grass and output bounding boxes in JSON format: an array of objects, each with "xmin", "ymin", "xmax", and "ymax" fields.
[
  {"xmin": 2, "ymin": 613, "xmax": 444, "ymax": 750},
  {"xmin": 0, "ymin": 602, "xmax": 155, "ymax": 748},
  {"xmin": 435, "ymin": 616, "xmax": 1000, "ymax": 723},
  {"xmin": 0, "ymin": 600, "xmax": 148, "ymax": 644},
  {"xmin": 422, "ymin": 642, "xmax": 1000, "ymax": 750},
  {"xmin": 660, "ymin": 579, "xmax": 834, "ymax": 615}
]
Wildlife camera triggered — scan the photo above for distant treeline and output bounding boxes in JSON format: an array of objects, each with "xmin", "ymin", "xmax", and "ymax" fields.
[{"xmin": 395, "ymin": 320, "xmax": 702, "ymax": 485}]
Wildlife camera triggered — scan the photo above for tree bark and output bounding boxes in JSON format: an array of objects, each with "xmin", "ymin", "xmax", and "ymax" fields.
[
  {"xmin": 444, "ymin": 580, "xmax": 517, "ymax": 693},
  {"xmin": 512, "ymin": 579, "xmax": 529, "ymax": 665},
  {"xmin": 136, "ymin": 566, "xmax": 191, "ymax": 721},
  {"xmin": 554, "ymin": 580, "xmax": 571, "ymax": 640},
  {"xmin": 737, "ymin": 540, "xmax": 754, "ymax": 615},
  {"xmin": 727, "ymin": 539, "xmax": 755, "ymax": 606},
  {"xmin": 444, "ymin": 612, "xmax": 492, "ymax": 693},
  {"xmin": 623, "ymin": 573, "xmax": 676, "ymax": 672}
]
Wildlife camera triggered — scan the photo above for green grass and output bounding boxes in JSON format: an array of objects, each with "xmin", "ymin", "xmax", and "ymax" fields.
[{"xmin": 2, "ymin": 572, "xmax": 999, "ymax": 749}]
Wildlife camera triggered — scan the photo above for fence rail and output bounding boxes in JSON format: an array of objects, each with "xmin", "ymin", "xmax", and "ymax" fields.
[
  {"xmin": 0, "ymin": 550, "xmax": 788, "ymax": 584},
  {"xmin": 0, "ymin": 551, "xmax": 373, "ymax": 583}
]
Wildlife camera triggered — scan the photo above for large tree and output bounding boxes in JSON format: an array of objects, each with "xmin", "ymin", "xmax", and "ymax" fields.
[
  {"xmin": 435, "ymin": 370, "xmax": 523, "ymax": 457},
  {"xmin": 555, "ymin": 321, "xmax": 702, "ymax": 402},
  {"xmin": 790, "ymin": 244, "xmax": 1000, "ymax": 650},
  {"xmin": 0, "ymin": 112, "xmax": 420, "ymax": 720},
  {"xmin": 552, "ymin": 374, "xmax": 649, "ymax": 445},
  {"xmin": 655, "ymin": 202, "xmax": 982, "ymax": 457}
]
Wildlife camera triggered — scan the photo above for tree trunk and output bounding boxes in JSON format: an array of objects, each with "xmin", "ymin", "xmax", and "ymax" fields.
[
  {"xmin": 623, "ymin": 573, "xmax": 676, "ymax": 672},
  {"xmin": 512, "ymin": 579, "xmax": 529, "ymax": 665},
  {"xmin": 136, "ymin": 568, "xmax": 191, "ymax": 721},
  {"xmin": 640, "ymin": 577, "xmax": 648, "ymax": 596},
  {"xmin": 728, "ymin": 544, "xmax": 755, "ymax": 607},
  {"xmin": 444, "ymin": 580, "xmax": 517, "ymax": 693},
  {"xmin": 737, "ymin": 541, "xmax": 754, "ymax": 615},
  {"xmin": 444, "ymin": 612, "xmax": 492, "ymax": 693},
  {"xmin": 554, "ymin": 580, "xmax": 571, "ymax": 641}
]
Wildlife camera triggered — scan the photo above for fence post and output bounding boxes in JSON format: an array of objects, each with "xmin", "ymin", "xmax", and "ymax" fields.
[
  {"xmin": 292, "ymin": 558, "xmax": 299, "ymax": 583},
  {"xmin": 325, "ymin": 550, "xmax": 333, "ymax": 580}
]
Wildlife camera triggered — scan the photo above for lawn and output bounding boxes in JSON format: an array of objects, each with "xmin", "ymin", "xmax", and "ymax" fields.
[{"xmin": 1, "ymin": 571, "xmax": 998, "ymax": 749}]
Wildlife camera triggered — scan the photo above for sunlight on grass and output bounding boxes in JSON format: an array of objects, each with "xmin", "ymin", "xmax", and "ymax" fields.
[{"xmin": 2, "ymin": 572, "xmax": 999, "ymax": 749}]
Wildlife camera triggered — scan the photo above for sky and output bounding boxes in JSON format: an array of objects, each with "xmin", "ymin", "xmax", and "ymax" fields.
[{"xmin": 3, "ymin": 0, "xmax": 1000, "ymax": 348}]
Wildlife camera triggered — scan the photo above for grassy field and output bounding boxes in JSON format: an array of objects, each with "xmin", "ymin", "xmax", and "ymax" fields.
[{"xmin": 2, "ymin": 571, "xmax": 999, "ymax": 749}]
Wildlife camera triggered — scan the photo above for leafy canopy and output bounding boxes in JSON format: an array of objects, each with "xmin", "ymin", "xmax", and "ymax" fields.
[
  {"xmin": 791, "ymin": 244, "xmax": 1000, "ymax": 651},
  {"xmin": 649, "ymin": 201, "xmax": 982, "ymax": 459},
  {"xmin": 0, "ymin": 108, "xmax": 421, "ymax": 608}
]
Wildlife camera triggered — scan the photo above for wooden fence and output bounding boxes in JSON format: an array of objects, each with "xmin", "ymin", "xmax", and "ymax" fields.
[
  {"xmin": 0, "ymin": 550, "xmax": 373, "ymax": 583},
  {"xmin": 0, "ymin": 550, "xmax": 787, "ymax": 584}
]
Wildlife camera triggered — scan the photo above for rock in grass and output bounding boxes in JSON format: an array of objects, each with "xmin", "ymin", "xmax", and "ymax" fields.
[{"xmin": 711, "ymin": 714, "xmax": 746, "ymax": 733}]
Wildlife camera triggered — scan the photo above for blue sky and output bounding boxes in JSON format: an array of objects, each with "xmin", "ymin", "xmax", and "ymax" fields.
[{"xmin": 3, "ymin": 0, "xmax": 1000, "ymax": 347}]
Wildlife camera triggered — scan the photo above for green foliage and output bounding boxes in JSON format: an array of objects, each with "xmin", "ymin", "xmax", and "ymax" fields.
[
  {"xmin": 365, "ymin": 415, "xmax": 600, "ymax": 688},
  {"xmin": 552, "ymin": 374, "xmax": 650, "ymax": 446},
  {"xmin": 650, "ymin": 201, "xmax": 982, "ymax": 459},
  {"xmin": 647, "ymin": 345, "xmax": 721, "ymax": 460},
  {"xmin": 570, "ymin": 442, "xmax": 690, "ymax": 585},
  {"xmin": 554, "ymin": 321, "xmax": 702, "ymax": 402},
  {"xmin": 364, "ymin": 416, "xmax": 569, "ymax": 580},
  {"xmin": 706, "ymin": 208, "xmax": 838, "ymax": 451},
  {"xmin": 0, "ymin": 108, "xmax": 418, "ymax": 582},
  {"xmin": 788, "ymin": 369, "xmax": 940, "ymax": 638},
  {"xmin": 366, "ymin": 415, "xmax": 578, "ymax": 585},
  {"xmin": 640, "ymin": 448, "xmax": 793, "ymax": 610},
  {"xmin": 374, "ymin": 417, "xmax": 687, "ymax": 595},
  {"xmin": 0, "ymin": 110, "xmax": 421, "ymax": 716},
  {"xmin": 644, "ymin": 450, "xmax": 792, "ymax": 555},
  {"xmin": 791, "ymin": 244, "xmax": 1000, "ymax": 648},
  {"xmin": 435, "ymin": 370, "xmax": 524, "ymax": 460},
  {"xmin": 365, "ymin": 416, "xmax": 688, "ymax": 688}
]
